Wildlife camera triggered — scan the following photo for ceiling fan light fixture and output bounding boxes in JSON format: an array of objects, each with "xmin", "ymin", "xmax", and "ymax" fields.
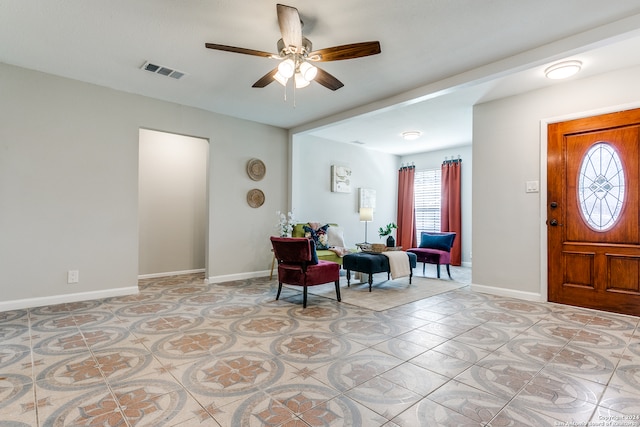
[
  {"xmin": 274, "ymin": 72, "xmax": 288, "ymax": 86},
  {"xmin": 298, "ymin": 61, "xmax": 317, "ymax": 82},
  {"xmin": 205, "ymin": 4, "xmax": 381, "ymax": 94},
  {"xmin": 545, "ymin": 60, "xmax": 582, "ymax": 79},
  {"xmin": 401, "ymin": 131, "xmax": 422, "ymax": 141},
  {"xmin": 277, "ymin": 58, "xmax": 295, "ymax": 78},
  {"xmin": 294, "ymin": 72, "xmax": 310, "ymax": 88}
]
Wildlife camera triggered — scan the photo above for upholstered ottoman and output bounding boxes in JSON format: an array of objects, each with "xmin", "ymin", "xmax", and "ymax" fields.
[{"xmin": 343, "ymin": 252, "xmax": 417, "ymax": 291}]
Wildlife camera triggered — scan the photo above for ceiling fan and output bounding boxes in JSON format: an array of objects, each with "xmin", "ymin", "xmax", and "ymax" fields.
[{"xmin": 205, "ymin": 4, "xmax": 381, "ymax": 91}]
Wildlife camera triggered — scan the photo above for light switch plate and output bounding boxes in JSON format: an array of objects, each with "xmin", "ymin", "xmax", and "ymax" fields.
[{"xmin": 526, "ymin": 180, "xmax": 539, "ymax": 193}]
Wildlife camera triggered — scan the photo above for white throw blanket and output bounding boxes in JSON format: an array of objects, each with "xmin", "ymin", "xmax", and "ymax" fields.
[{"xmin": 382, "ymin": 251, "xmax": 410, "ymax": 279}]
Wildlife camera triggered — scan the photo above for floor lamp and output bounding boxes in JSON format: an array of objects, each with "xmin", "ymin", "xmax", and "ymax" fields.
[{"xmin": 359, "ymin": 207, "xmax": 373, "ymax": 244}]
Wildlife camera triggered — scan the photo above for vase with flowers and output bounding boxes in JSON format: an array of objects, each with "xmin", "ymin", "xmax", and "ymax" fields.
[
  {"xmin": 276, "ymin": 211, "xmax": 295, "ymax": 237},
  {"xmin": 378, "ymin": 223, "xmax": 397, "ymax": 247}
]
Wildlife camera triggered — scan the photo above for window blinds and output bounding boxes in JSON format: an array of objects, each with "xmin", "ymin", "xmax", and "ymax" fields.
[{"xmin": 414, "ymin": 168, "xmax": 441, "ymax": 233}]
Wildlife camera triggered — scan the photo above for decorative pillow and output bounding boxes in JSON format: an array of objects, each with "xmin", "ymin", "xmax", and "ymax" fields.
[
  {"xmin": 292, "ymin": 223, "xmax": 306, "ymax": 238},
  {"xmin": 307, "ymin": 222, "xmax": 322, "ymax": 230},
  {"xmin": 327, "ymin": 226, "xmax": 345, "ymax": 248},
  {"xmin": 303, "ymin": 224, "xmax": 330, "ymax": 250},
  {"xmin": 308, "ymin": 238, "xmax": 319, "ymax": 265},
  {"xmin": 419, "ymin": 233, "xmax": 454, "ymax": 251}
]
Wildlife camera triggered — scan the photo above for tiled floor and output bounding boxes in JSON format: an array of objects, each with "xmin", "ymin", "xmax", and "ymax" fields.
[{"xmin": 1, "ymin": 269, "xmax": 640, "ymax": 426}]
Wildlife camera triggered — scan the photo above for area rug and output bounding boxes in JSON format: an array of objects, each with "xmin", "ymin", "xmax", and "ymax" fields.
[{"xmin": 284, "ymin": 275, "xmax": 468, "ymax": 311}]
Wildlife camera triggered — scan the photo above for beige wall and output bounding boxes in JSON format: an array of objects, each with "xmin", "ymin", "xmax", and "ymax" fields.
[
  {"xmin": 291, "ymin": 135, "xmax": 400, "ymax": 248},
  {"xmin": 472, "ymin": 64, "xmax": 640, "ymax": 301},
  {"xmin": 0, "ymin": 62, "xmax": 288, "ymax": 310}
]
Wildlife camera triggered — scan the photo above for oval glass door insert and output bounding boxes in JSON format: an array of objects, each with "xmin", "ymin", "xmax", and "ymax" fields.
[{"xmin": 577, "ymin": 142, "xmax": 625, "ymax": 231}]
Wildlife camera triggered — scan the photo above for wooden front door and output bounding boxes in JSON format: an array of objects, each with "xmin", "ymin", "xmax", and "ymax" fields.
[{"xmin": 548, "ymin": 108, "xmax": 640, "ymax": 316}]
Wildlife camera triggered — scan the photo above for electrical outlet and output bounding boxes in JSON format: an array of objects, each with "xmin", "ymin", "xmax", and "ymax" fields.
[{"xmin": 67, "ymin": 270, "xmax": 79, "ymax": 284}]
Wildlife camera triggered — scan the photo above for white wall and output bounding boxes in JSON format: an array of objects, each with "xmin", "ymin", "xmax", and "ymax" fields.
[
  {"xmin": 402, "ymin": 144, "xmax": 472, "ymax": 266},
  {"xmin": 291, "ymin": 135, "xmax": 399, "ymax": 248},
  {"xmin": 138, "ymin": 130, "xmax": 208, "ymax": 276},
  {"xmin": 0, "ymin": 62, "xmax": 288, "ymax": 310},
  {"xmin": 473, "ymin": 65, "xmax": 640, "ymax": 300}
]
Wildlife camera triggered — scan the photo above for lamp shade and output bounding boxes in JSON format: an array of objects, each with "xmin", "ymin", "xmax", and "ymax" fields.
[
  {"xmin": 359, "ymin": 207, "xmax": 373, "ymax": 222},
  {"xmin": 277, "ymin": 58, "xmax": 295, "ymax": 78},
  {"xmin": 298, "ymin": 61, "xmax": 317, "ymax": 82},
  {"xmin": 274, "ymin": 72, "xmax": 288, "ymax": 86},
  {"xmin": 294, "ymin": 72, "xmax": 310, "ymax": 88}
]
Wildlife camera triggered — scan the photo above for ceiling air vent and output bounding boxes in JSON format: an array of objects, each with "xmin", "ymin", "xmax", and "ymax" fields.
[{"xmin": 141, "ymin": 61, "xmax": 185, "ymax": 80}]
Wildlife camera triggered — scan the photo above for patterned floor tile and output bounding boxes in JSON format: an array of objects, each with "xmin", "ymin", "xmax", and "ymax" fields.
[
  {"xmin": 372, "ymin": 337, "xmax": 430, "ymax": 360},
  {"xmin": 453, "ymin": 358, "xmax": 539, "ymax": 400},
  {"xmin": 409, "ymin": 348, "xmax": 473, "ymax": 378},
  {"xmin": 489, "ymin": 403, "xmax": 564, "ymax": 427},
  {"xmin": 318, "ymin": 348, "xmax": 404, "ymax": 393},
  {"xmin": 2, "ymin": 269, "xmax": 640, "ymax": 426},
  {"xmin": 427, "ymin": 380, "xmax": 509, "ymax": 424},
  {"xmin": 509, "ymin": 368, "xmax": 602, "ymax": 423},
  {"xmin": 394, "ymin": 327, "xmax": 449, "ymax": 350},
  {"xmin": 344, "ymin": 375, "xmax": 423, "ymax": 420},
  {"xmin": 390, "ymin": 397, "xmax": 483, "ymax": 426},
  {"xmin": 379, "ymin": 361, "xmax": 449, "ymax": 396}
]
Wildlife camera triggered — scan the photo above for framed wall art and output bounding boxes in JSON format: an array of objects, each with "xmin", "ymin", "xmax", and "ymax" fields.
[
  {"xmin": 359, "ymin": 188, "xmax": 376, "ymax": 210},
  {"xmin": 331, "ymin": 165, "xmax": 352, "ymax": 193}
]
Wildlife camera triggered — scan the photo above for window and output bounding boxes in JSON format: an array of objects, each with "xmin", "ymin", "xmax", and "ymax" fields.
[
  {"xmin": 414, "ymin": 168, "xmax": 441, "ymax": 237},
  {"xmin": 578, "ymin": 142, "xmax": 625, "ymax": 231}
]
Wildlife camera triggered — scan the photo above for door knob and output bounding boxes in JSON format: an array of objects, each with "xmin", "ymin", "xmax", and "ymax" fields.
[{"xmin": 550, "ymin": 202, "xmax": 558, "ymax": 209}]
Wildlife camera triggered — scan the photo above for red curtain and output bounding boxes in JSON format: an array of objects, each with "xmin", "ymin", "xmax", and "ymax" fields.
[
  {"xmin": 441, "ymin": 159, "xmax": 462, "ymax": 265},
  {"xmin": 396, "ymin": 165, "xmax": 417, "ymax": 249}
]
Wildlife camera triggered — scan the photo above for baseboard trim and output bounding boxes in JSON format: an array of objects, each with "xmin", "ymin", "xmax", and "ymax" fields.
[
  {"xmin": 208, "ymin": 270, "xmax": 270, "ymax": 284},
  {"xmin": 470, "ymin": 283, "xmax": 544, "ymax": 302},
  {"xmin": 0, "ymin": 286, "xmax": 139, "ymax": 312},
  {"xmin": 138, "ymin": 268, "xmax": 205, "ymax": 280}
]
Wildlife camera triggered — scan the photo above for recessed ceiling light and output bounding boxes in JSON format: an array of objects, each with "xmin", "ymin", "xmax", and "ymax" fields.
[
  {"xmin": 401, "ymin": 131, "xmax": 422, "ymax": 141},
  {"xmin": 545, "ymin": 60, "xmax": 582, "ymax": 80}
]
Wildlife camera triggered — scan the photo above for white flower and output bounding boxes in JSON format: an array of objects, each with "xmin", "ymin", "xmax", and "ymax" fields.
[{"xmin": 276, "ymin": 210, "xmax": 295, "ymax": 237}]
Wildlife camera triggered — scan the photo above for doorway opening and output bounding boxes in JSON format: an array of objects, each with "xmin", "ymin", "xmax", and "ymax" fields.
[{"xmin": 138, "ymin": 129, "xmax": 209, "ymax": 278}]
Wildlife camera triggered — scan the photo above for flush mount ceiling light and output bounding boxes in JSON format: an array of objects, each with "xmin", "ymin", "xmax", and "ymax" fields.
[
  {"xmin": 545, "ymin": 60, "xmax": 582, "ymax": 79},
  {"xmin": 401, "ymin": 131, "xmax": 422, "ymax": 141}
]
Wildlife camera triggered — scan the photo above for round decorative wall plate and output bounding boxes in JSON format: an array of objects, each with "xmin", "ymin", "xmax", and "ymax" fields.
[
  {"xmin": 247, "ymin": 158, "xmax": 266, "ymax": 181},
  {"xmin": 247, "ymin": 189, "xmax": 265, "ymax": 208}
]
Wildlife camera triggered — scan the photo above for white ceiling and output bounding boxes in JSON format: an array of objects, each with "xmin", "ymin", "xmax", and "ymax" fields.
[{"xmin": 2, "ymin": 1, "xmax": 640, "ymax": 155}]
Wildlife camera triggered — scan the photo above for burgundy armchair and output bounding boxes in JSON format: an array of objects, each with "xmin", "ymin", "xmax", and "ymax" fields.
[
  {"xmin": 407, "ymin": 232, "xmax": 456, "ymax": 279},
  {"xmin": 270, "ymin": 237, "xmax": 341, "ymax": 308}
]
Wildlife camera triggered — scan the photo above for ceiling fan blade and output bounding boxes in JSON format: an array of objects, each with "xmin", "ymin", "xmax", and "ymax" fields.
[
  {"xmin": 252, "ymin": 67, "xmax": 279, "ymax": 88},
  {"xmin": 205, "ymin": 43, "xmax": 276, "ymax": 59},
  {"xmin": 277, "ymin": 4, "xmax": 302, "ymax": 51},
  {"xmin": 314, "ymin": 67, "xmax": 344, "ymax": 91},
  {"xmin": 308, "ymin": 41, "xmax": 381, "ymax": 62}
]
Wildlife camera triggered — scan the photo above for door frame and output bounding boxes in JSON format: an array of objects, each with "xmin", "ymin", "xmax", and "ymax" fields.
[{"xmin": 539, "ymin": 102, "xmax": 640, "ymax": 302}]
